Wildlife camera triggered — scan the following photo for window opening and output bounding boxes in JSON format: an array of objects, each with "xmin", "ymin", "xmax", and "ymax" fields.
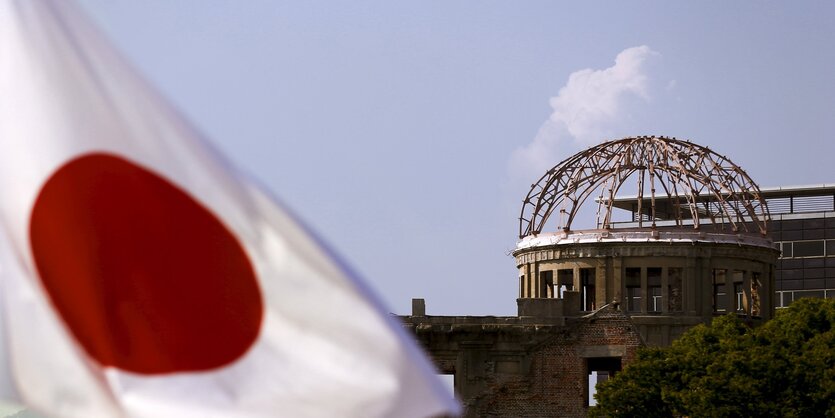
[
  {"xmin": 556, "ymin": 269, "xmax": 574, "ymax": 299},
  {"xmin": 794, "ymin": 240, "xmax": 824, "ymax": 257},
  {"xmin": 827, "ymin": 240, "xmax": 835, "ymax": 256},
  {"xmin": 586, "ymin": 357, "xmax": 622, "ymax": 407},
  {"xmin": 781, "ymin": 242, "xmax": 793, "ymax": 258},
  {"xmin": 733, "ymin": 271, "xmax": 745, "ymax": 313},
  {"xmin": 713, "ymin": 269, "xmax": 727, "ymax": 312},
  {"xmin": 795, "ymin": 290, "xmax": 825, "ymax": 300},
  {"xmin": 648, "ymin": 267, "xmax": 662, "ymax": 313},
  {"xmin": 580, "ymin": 268, "xmax": 596, "ymax": 311},
  {"xmin": 625, "ymin": 268, "xmax": 641, "ymax": 312},
  {"xmin": 782, "ymin": 290, "xmax": 794, "ymax": 307},
  {"xmin": 540, "ymin": 270, "xmax": 554, "ymax": 298},
  {"xmin": 438, "ymin": 373, "xmax": 456, "ymax": 400}
]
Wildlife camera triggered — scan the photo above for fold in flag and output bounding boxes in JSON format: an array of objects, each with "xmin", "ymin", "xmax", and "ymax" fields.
[{"xmin": 0, "ymin": 1, "xmax": 458, "ymax": 417}]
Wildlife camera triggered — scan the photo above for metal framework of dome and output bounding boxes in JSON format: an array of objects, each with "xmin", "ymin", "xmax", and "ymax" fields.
[{"xmin": 518, "ymin": 136, "xmax": 769, "ymax": 238}]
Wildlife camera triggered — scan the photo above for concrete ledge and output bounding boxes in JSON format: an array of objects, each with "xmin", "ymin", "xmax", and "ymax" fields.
[
  {"xmin": 578, "ymin": 345, "xmax": 626, "ymax": 358},
  {"xmin": 517, "ymin": 293, "xmax": 579, "ymax": 318},
  {"xmin": 516, "ymin": 228, "xmax": 775, "ymax": 251}
]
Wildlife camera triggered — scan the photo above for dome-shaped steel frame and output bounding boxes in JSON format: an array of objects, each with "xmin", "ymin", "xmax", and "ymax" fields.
[{"xmin": 519, "ymin": 136, "xmax": 769, "ymax": 238}]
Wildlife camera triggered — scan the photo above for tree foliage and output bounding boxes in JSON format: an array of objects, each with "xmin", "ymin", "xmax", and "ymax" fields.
[{"xmin": 590, "ymin": 298, "xmax": 835, "ymax": 418}]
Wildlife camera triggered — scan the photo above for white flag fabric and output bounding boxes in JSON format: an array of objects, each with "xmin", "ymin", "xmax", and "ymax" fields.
[{"xmin": 0, "ymin": 1, "xmax": 458, "ymax": 417}]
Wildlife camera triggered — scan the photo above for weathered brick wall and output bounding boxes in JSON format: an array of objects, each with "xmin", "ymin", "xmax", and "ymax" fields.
[
  {"xmin": 428, "ymin": 307, "xmax": 642, "ymax": 417},
  {"xmin": 463, "ymin": 305, "xmax": 643, "ymax": 417},
  {"xmin": 405, "ymin": 305, "xmax": 644, "ymax": 417}
]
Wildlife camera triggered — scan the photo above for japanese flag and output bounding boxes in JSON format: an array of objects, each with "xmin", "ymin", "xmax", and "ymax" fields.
[{"xmin": 0, "ymin": 1, "xmax": 458, "ymax": 417}]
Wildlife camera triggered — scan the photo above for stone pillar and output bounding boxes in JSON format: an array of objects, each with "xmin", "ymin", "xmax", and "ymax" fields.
[
  {"xmin": 536, "ymin": 262, "xmax": 542, "ymax": 298},
  {"xmin": 698, "ymin": 257, "xmax": 712, "ymax": 322},
  {"xmin": 742, "ymin": 270, "xmax": 751, "ymax": 315},
  {"xmin": 525, "ymin": 263, "xmax": 532, "ymax": 298},
  {"xmin": 763, "ymin": 263, "xmax": 775, "ymax": 320},
  {"xmin": 611, "ymin": 256, "xmax": 623, "ymax": 305},
  {"xmin": 684, "ymin": 256, "xmax": 697, "ymax": 315},
  {"xmin": 661, "ymin": 267, "xmax": 669, "ymax": 314},
  {"xmin": 594, "ymin": 259, "xmax": 606, "ymax": 310},
  {"xmin": 412, "ymin": 298, "xmax": 426, "ymax": 316},
  {"xmin": 640, "ymin": 267, "xmax": 648, "ymax": 314}
]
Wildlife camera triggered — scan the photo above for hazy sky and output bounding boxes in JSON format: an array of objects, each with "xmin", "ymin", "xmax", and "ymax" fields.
[{"xmin": 72, "ymin": 1, "xmax": 835, "ymax": 316}]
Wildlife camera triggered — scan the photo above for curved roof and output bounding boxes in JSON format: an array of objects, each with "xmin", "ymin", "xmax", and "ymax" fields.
[{"xmin": 518, "ymin": 136, "xmax": 769, "ymax": 238}]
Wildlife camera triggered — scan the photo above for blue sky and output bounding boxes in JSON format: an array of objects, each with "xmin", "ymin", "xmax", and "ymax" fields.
[{"xmin": 71, "ymin": 1, "xmax": 835, "ymax": 317}]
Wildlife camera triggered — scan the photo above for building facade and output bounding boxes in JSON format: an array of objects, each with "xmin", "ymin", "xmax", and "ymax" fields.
[
  {"xmin": 404, "ymin": 137, "xmax": 780, "ymax": 417},
  {"xmin": 611, "ymin": 184, "xmax": 835, "ymax": 307}
]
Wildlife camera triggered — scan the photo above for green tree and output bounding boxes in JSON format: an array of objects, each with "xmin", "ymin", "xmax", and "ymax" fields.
[{"xmin": 590, "ymin": 298, "xmax": 835, "ymax": 418}]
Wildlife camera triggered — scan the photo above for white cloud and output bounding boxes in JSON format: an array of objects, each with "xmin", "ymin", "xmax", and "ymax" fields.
[{"xmin": 509, "ymin": 45, "xmax": 659, "ymax": 182}]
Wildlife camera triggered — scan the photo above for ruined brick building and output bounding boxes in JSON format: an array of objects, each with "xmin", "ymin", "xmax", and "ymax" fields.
[{"xmin": 402, "ymin": 136, "xmax": 781, "ymax": 417}]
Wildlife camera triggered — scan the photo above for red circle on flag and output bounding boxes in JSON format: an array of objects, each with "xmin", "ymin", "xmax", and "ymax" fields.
[{"xmin": 29, "ymin": 153, "xmax": 263, "ymax": 374}]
